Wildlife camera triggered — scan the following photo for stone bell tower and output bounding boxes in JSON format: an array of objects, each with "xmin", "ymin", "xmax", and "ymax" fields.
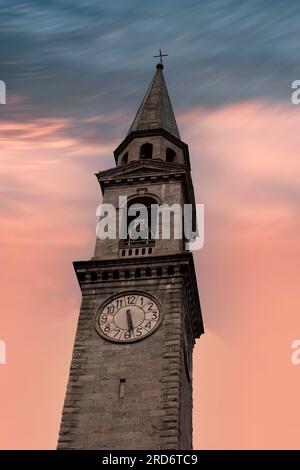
[{"xmin": 58, "ymin": 59, "xmax": 204, "ymax": 450}]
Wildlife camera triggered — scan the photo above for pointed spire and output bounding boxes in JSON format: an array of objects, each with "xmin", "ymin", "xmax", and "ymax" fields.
[{"xmin": 128, "ymin": 63, "xmax": 180, "ymax": 139}]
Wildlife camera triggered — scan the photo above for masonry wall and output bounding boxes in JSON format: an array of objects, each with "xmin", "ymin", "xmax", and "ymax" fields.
[
  {"xmin": 179, "ymin": 319, "xmax": 193, "ymax": 449},
  {"xmin": 57, "ymin": 268, "xmax": 193, "ymax": 450}
]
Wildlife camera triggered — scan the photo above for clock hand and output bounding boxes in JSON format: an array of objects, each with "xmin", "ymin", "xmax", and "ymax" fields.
[{"xmin": 126, "ymin": 309, "xmax": 133, "ymax": 332}]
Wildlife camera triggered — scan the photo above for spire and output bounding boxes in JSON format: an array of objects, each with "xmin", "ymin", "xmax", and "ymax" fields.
[{"xmin": 128, "ymin": 63, "xmax": 180, "ymax": 139}]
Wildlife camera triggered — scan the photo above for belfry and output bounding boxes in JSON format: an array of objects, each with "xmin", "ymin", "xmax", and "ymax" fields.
[{"xmin": 58, "ymin": 57, "xmax": 204, "ymax": 450}]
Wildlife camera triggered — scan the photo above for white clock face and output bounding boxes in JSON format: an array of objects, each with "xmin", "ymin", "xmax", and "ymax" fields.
[{"xmin": 95, "ymin": 293, "xmax": 161, "ymax": 343}]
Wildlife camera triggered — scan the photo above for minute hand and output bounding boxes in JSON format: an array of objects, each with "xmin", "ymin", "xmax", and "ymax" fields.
[{"xmin": 126, "ymin": 309, "xmax": 133, "ymax": 332}]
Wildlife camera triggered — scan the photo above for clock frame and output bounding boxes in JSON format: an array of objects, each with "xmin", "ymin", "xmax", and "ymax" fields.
[{"xmin": 95, "ymin": 291, "xmax": 163, "ymax": 343}]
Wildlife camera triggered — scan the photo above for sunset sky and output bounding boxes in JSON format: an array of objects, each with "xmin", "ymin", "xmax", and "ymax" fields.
[{"xmin": 0, "ymin": 0, "xmax": 300, "ymax": 449}]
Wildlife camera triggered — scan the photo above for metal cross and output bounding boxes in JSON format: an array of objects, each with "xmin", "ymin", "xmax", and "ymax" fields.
[{"xmin": 153, "ymin": 48, "xmax": 168, "ymax": 64}]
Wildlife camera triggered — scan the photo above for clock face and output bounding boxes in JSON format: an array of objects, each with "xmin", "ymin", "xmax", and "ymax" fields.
[{"xmin": 95, "ymin": 293, "xmax": 162, "ymax": 343}]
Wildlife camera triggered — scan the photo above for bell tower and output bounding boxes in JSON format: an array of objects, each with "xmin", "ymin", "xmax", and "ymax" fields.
[{"xmin": 58, "ymin": 60, "xmax": 204, "ymax": 450}]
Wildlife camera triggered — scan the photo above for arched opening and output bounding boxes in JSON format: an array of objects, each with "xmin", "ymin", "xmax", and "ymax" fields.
[
  {"xmin": 140, "ymin": 143, "xmax": 153, "ymax": 159},
  {"xmin": 121, "ymin": 195, "xmax": 158, "ymax": 247},
  {"xmin": 166, "ymin": 147, "xmax": 176, "ymax": 163}
]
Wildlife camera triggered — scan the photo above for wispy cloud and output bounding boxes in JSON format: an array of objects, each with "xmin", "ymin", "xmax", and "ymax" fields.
[{"xmin": 1, "ymin": 0, "xmax": 299, "ymax": 142}]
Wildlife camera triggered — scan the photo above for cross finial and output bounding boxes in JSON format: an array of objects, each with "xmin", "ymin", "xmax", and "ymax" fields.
[{"xmin": 153, "ymin": 48, "xmax": 168, "ymax": 64}]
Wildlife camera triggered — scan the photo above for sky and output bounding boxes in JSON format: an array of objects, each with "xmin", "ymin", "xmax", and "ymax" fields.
[{"xmin": 0, "ymin": 0, "xmax": 300, "ymax": 449}]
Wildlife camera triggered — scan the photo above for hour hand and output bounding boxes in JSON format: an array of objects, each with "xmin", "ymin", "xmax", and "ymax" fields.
[{"xmin": 126, "ymin": 309, "xmax": 133, "ymax": 332}]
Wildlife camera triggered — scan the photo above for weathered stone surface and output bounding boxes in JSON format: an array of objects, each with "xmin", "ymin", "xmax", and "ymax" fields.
[{"xmin": 57, "ymin": 273, "xmax": 197, "ymax": 450}]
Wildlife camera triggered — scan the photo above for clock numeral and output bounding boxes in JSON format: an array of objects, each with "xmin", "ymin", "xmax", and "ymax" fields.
[
  {"xmin": 126, "ymin": 295, "xmax": 136, "ymax": 305},
  {"xmin": 115, "ymin": 299, "xmax": 123, "ymax": 308},
  {"xmin": 144, "ymin": 321, "xmax": 152, "ymax": 330},
  {"xmin": 151, "ymin": 312, "xmax": 158, "ymax": 320},
  {"xmin": 135, "ymin": 327, "xmax": 143, "ymax": 337},
  {"xmin": 112, "ymin": 329, "xmax": 121, "ymax": 338},
  {"xmin": 106, "ymin": 305, "xmax": 115, "ymax": 315},
  {"xmin": 104, "ymin": 324, "xmax": 111, "ymax": 332},
  {"xmin": 100, "ymin": 314, "xmax": 114, "ymax": 324},
  {"xmin": 124, "ymin": 330, "xmax": 132, "ymax": 340}
]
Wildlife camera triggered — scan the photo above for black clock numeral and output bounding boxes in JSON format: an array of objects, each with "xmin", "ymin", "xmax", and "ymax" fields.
[
  {"xmin": 124, "ymin": 330, "xmax": 132, "ymax": 340},
  {"xmin": 106, "ymin": 305, "xmax": 115, "ymax": 315},
  {"xmin": 100, "ymin": 314, "xmax": 107, "ymax": 324},
  {"xmin": 104, "ymin": 324, "xmax": 111, "ymax": 332},
  {"xmin": 147, "ymin": 302, "xmax": 153, "ymax": 311},
  {"xmin": 127, "ymin": 295, "xmax": 136, "ymax": 305},
  {"xmin": 135, "ymin": 327, "xmax": 143, "ymax": 337},
  {"xmin": 144, "ymin": 321, "xmax": 152, "ymax": 330},
  {"xmin": 112, "ymin": 329, "xmax": 121, "ymax": 338},
  {"xmin": 151, "ymin": 312, "xmax": 158, "ymax": 320},
  {"xmin": 115, "ymin": 299, "xmax": 123, "ymax": 308}
]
